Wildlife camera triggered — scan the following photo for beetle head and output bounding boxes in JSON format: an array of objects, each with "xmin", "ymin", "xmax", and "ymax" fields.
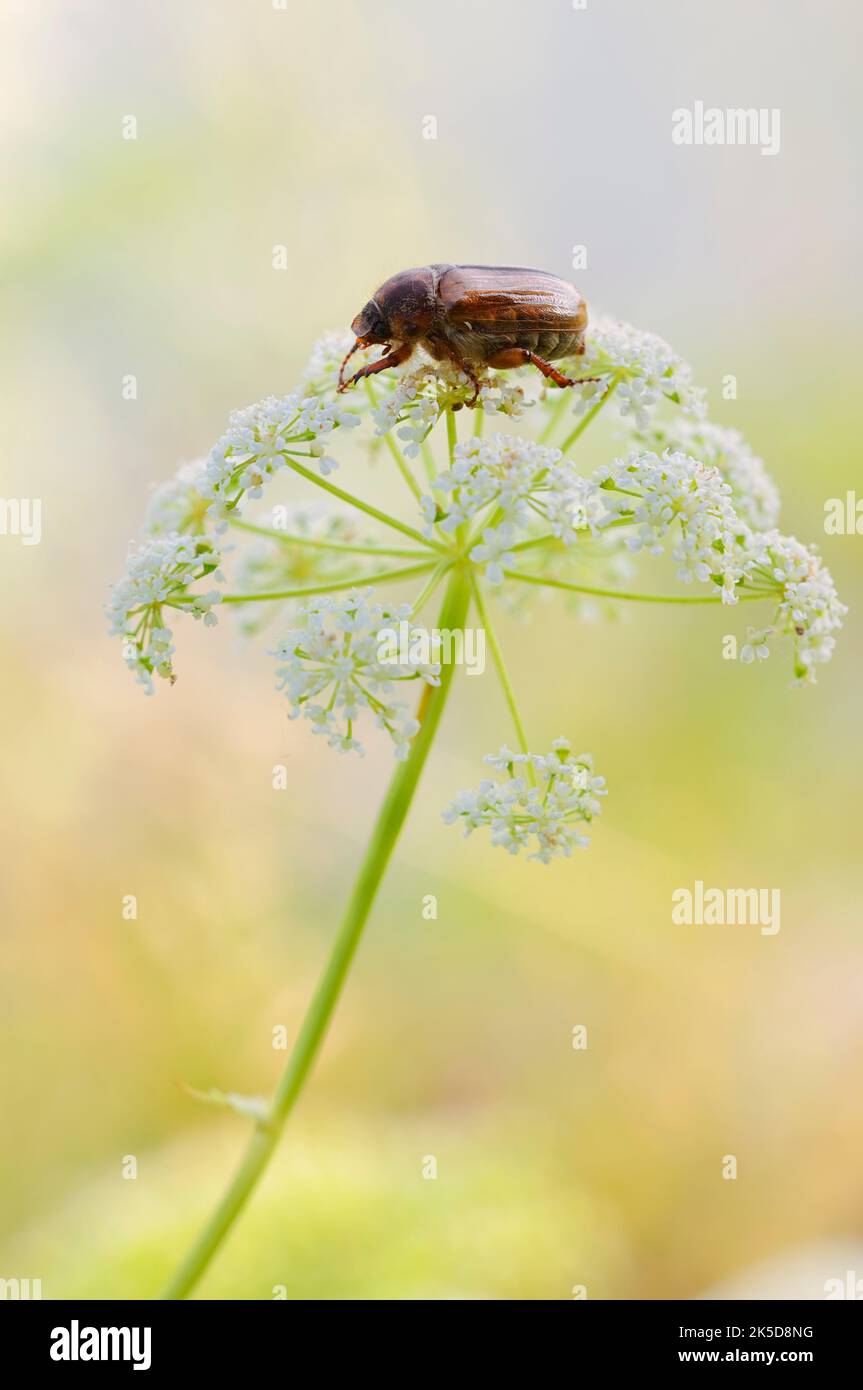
[{"xmin": 350, "ymin": 299, "xmax": 389, "ymax": 346}]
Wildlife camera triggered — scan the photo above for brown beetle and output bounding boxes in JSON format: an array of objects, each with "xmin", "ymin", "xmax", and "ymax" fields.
[{"xmin": 337, "ymin": 264, "xmax": 597, "ymax": 404}]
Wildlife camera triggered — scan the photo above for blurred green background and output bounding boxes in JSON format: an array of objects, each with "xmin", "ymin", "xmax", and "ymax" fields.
[{"xmin": 1, "ymin": 0, "xmax": 861, "ymax": 1299}]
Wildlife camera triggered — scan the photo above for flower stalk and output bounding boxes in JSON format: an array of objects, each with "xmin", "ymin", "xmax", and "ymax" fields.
[
  {"xmin": 286, "ymin": 457, "xmax": 446, "ymax": 551},
  {"xmin": 220, "ymin": 559, "xmax": 437, "ymax": 605},
  {"xmin": 162, "ymin": 567, "xmax": 471, "ymax": 1299}
]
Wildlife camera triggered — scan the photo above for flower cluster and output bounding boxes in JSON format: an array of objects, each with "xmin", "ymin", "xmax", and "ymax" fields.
[
  {"xmin": 595, "ymin": 448, "xmax": 751, "ymax": 600},
  {"xmin": 636, "ymin": 418, "xmax": 781, "ymax": 532},
  {"xmin": 744, "ymin": 530, "xmax": 847, "ymax": 682},
  {"xmin": 422, "ymin": 433, "xmax": 607, "ymax": 581},
  {"xmin": 588, "ymin": 448, "xmax": 846, "ymax": 676},
  {"xmin": 202, "ymin": 392, "xmax": 360, "ymax": 528},
  {"xmin": 443, "ymin": 740, "xmax": 607, "ymax": 862},
  {"xmin": 109, "ymin": 311, "xmax": 847, "ymax": 865},
  {"xmin": 558, "ymin": 316, "xmax": 707, "ymax": 430},
  {"xmin": 272, "ymin": 588, "xmax": 441, "ymax": 758},
  {"xmin": 369, "ymin": 359, "xmax": 531, "ymax": 457},
  {"xmin": 107, "ymin": 533, "xmax": 224, "ymax": 693},
  {"xmin": 369, "ymin": 366, "xmax": 442, "ymax": 455},
  {"xmin": 297, "ymin": 331, "xmax": 359, "ymax": 395}
]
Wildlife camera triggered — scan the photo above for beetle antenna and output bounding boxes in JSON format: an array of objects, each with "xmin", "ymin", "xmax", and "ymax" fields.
[{"xmin": 338, "ymin": 339, "xmax": 363, "ymax": 391}]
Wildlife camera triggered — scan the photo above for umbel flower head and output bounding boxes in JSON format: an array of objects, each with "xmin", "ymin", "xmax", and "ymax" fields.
[
  {"xmin": 422, "ymin": 434, "xmax": 606, "ymax": 582},
  {"xmin": 272, "ymin": 587, "xmax": 441, "ymax": 759},
  {"xmin": 444, "ymin": 740, "xmax": 607, "ymax": 863},
  {"xmin": 635, "ymin": 418, "xmax": 781, "ymax": 532},
  {"xmin": 107, "ymin": 532, "xmax": 223, "ymax": 694},
  {"xmin": 594, "ymin": 447, "xmax": 750, "ymax": 599},
  {"xmin": 202, "ymin": 392, "xmax": 360, "ymax": 528},
  {"xmin": 744, "ymin": 528, "xmax": 847, "ymax": 679},
  {"xmin": 562, "ymin": 315, "xmax": 708, "ymax": 429},
  {"xmin": 108, "ymin": 311, "xmax": 847, "ymax": 861}
]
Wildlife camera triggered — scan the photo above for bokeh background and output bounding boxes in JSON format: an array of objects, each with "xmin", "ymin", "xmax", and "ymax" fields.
[{"xmin": 2, "ymin": 0, "xmax": 861, "ymax": 1299}]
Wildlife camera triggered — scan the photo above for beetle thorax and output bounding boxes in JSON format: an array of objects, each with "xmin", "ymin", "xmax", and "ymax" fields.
[{"xmin": 373, "ymin": 266, "xmax": 438, "ymax": 341}]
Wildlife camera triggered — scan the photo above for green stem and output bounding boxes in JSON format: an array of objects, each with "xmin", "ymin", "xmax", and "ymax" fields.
[
  {"xmin": 364, "ymin": 380, "xmax": 423, "ymax": 504},
  {"xmin": 446, "ymin": 406, "xmax": 457, "ymax": 465},
  {"xmin": 504, "ymin": 570, "xmax": 777, "ymax": 604},
  {"xmin": 507, "ymin": 516, "xmax": 637, "ymax": 555},
  {"xmin": 411, "ymin": 560, "xmax": 452, "ymax": 616},
  {"xmin": 219, "ymin": 561, "xmax": 436, "ymax": 605},
  {"xmin": 286, "ymin": 458, "xmax": 445, "ymax": 552},
  {"xmin": 559, "ymin": 375, "xmax": 621, "ymax": 455},
  {"xmin": 464, "ymin": 499, "xmax": 504, "ymax": 552},
  {"xmin": 161, "ymin": 569, "xmax": 471, "ymax": 1300},
  {"xmin": 420, "ymin": 439, "xmax": 437, "ymax": 486},
  {"xmin": 509, "ymin": 534, "xmax": 557, "ymax": 554},
  {"xmin": 228, "ymin": 517, "xmax": 429, "ymax": 560},
  {"xmin": 469, "ymin": 572, "xmax": 531, "ymax": 761}
]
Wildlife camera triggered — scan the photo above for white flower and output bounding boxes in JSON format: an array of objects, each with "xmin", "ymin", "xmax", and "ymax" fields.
[
  {"xmin": 476, "ymin": 375, "xmax": 532, "ymax": 419},
  {"xmin": 590, "ymin": 450, "xmax": 845, "ymax": 677},
  {"xmin": 272, "ymin": 588, "xmax": 441, "ymax": 758},
  {"xmin": 743, "ymin": 531, "xmax": 847, "ymax": 682},
  {"xmin": 308, "ymin": 440, "xmax": 339, "ymax": 476},
  {"xmin": 424, "ymin": 433, "xmax": 605, "ymax": 545},
  {"xmin": 203, "ymin": 393, "xmax": 360, "ymax": 528},
  {"xmin": 368, "ymin": 358, "xmax": 534, "ymax": 457},
  {"xmin": 302, "ymin": 395, "xmax": 362, "ymax": 441},
  {"xmin": 740, "ymin": 627, "xmax": 771, "ymax": 663},
  {"xmin": 469, "ymin": 523, "xmax": 516, "ymax": 584},
  {"xmin": 637, "ymin": 419, "xmax": 781, "ymax": 531},
  {"xmin": 564, "ymin": 316, "xmax": 707, "ymax": 430},
  {"xmin": 107, "ymin": 532, "xmax": 224, "ymax": 693},
  {"xmin": 394, "ymin": 397, "xmax": 440, "ymax": 457},
  {"xmin": 443, "ymin": 739, "xmax": 607, "ymax": 863},
  {"xmin": 594, "ymin": 448, "xmax": 749, "ymax": 600},
  {"xmin": 298, "ymin": 331, "xmax": 356, "ymax": 394},
  {"xmin": 371, "ymin": 367, "xmax": 440, "ymax": 455},
  {"xmin": 543, "ymin": 464, "xmax": 608, "ymax": 544}
]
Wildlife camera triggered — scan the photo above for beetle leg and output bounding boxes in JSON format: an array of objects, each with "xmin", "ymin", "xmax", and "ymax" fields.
[
  {"xmin": 337, "ymin": 342, "xmax": 413, "ymax": 393},
  {"xmin": 487, "ymin": 347, "xmax": 600, "ymax": 390},
  {"xmin": 460, "ymin": 362, "xmax": 482, "ymax": 408}
]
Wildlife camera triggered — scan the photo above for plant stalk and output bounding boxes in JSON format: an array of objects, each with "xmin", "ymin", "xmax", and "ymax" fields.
[
  {"xmin": 220, "ymin": 560, "xmax": 436, "ymax": 605},
  {"xmin": 161, "ymin": 567, "xmax": 471, "ymax": 1299},
  {"xmin": 505, "ymin": 569, "xmax": 776, "ymax": 604},
  {"xmin": 228, "ymin": 517, "xmax": 429, "ymax": 560}
]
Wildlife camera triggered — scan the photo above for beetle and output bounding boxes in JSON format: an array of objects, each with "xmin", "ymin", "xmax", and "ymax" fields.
[{"xmin": 337, "ymin": 264, "xmax": 598, "ymax": 404}]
